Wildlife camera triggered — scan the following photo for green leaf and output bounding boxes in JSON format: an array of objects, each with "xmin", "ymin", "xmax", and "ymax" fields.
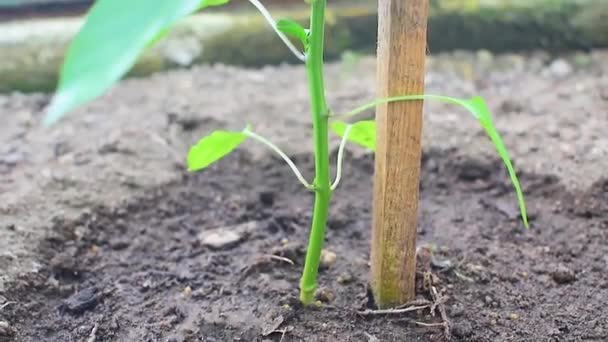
[
  {"xmin": 331, "ymin": 120, "xmax": 376, "ymax": 151},
  {"xmin": 43, "ymin": 0, "xmax": 227, "ymax": 126},
  {"xmin": 187, "ymin": 130, "xmax": 247, "ymax": 172},
  {"xmin": 199, "ymin": 0, "xmax": 231, "ymax": 8},
  {"xmin": 276, "ymin": 19, "xmax": 308, "ymax": 49}
]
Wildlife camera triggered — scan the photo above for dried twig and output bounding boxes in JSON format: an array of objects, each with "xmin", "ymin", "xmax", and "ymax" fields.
[
  {"xmin": 358, "ymin": 304, "xmax": 430, "ymax": 316},
  {"xmin": 430, "ymin": 285, "xmax": 451, "ymax": 341},
  {"xmin": 267, "ymin": 254, "xmax": 295, "ymax": 265},
  {"xmin": 0, "ymin": 301, "xmax": 16, "ymax": 311},
  {"xmin": 414, "ymin": 321, "xmax": 448, "ymax": 328}
]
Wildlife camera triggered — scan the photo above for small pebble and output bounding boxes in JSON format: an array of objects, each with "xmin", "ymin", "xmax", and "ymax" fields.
[
  {"xmin": 320, "ymin": 249, "xmax": 337, "ymax": 269},
  {"xmin": 551, "ymin": 264, "xmax": 576, "ymax": 284},
  {"xmin": 548, "ymin": 59, "xmax": 573, "ymax": 78},
  {"xmin": 199, "ymin": 229, "xmax": 242, "ymax": 249},
  {"xmin": 199, "ymin": 221, "xmax": 257, "ymax": 249},
  {"xmin": 508, "ymin": 313, "xmax": 519, "ymax": 320}
]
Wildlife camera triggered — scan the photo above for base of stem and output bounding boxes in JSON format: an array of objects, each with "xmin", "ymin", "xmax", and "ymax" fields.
[{"xmin": 299, "ymin": 285, "xmax": 316, "ymax": 305}]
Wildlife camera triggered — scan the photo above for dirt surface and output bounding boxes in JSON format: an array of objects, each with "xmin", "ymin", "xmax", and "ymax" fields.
[{"xmin": 1, "ymin": 50, "xmax": 608, "ymax": 341}]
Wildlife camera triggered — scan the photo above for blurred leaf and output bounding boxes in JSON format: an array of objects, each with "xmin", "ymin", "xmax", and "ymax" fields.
[
  {"xmin": 147, "ymin": 0, "xmax": 231, "ymax": 48},
  {"xmin": 187, "ymin": 130, "xmax": 247, "ymax": 171},
  {"xmin": 331, "ymin": 120, "xmax": 375, "ymax": 151},
  {"xmin": 276, "ymin": 19, "xmax": 308, "ymax": 49},
  {"xmin": 44, "ymin": 0, "xmax": 230, "ymax": 126},
  {"xmin": 199, "ymin": 0, "xmax": 231, "ymax": 8}
]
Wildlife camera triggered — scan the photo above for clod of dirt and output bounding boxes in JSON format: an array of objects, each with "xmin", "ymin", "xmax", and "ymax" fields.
[
  {"xmin": 315, "ymin": 287, "xmax": 336, "ymax": 303},
  {"xmin": 551, "ymin": 264, "xmax": 576, "ymax": 284},
  {"xmin": 258, "ymin": 191, "xmax": 275, "ymax": 206},
  {"xmin": 336, "ymin": 272, "xmax": 354, "ymax": 285},
  {"xmin": 452, "ymin": 321, "xmax": 473, "ymax": 338},
  {"xmin": 320, "ymin": 249, "xmax": 337, "ymax": 269},
  {"xmin": 109, "ymin": 238, "xmax": 130, "ymax": 251},
  {"xmin": 49, "ymin": 248, "xmax": 80, "ymax": 277},
  {"xmin": 0, "ymin": 321, "xmax": 15, "ymax": 337},
  {"xmin": 61, "ymin": 286, "xmax": 100, "ymax": 314},
  {"xmin": 456, "ymin": 159, "xmax": 492, "ymax": 182},
  {"xmin": 198, "ymin": 221, "xmax": 258, "ymax": 249}
]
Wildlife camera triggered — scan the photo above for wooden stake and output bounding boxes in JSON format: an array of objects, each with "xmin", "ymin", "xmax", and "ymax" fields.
[{"xmin": 371, "ymin": 0, "xmax": 429, "ymax": 308}]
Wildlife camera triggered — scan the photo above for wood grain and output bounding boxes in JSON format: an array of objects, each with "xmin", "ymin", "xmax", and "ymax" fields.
[{"xmin": 371, "ymin": 0, "xmax": 429, "ymax": 308}]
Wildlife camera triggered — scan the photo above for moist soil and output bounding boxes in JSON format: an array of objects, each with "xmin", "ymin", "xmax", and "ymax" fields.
[
  {"xmin": 2, "ymin": 149, "xmax": 608, "ymax": 342},
  {"xmin": 1, "ymin": 51, "xmax": 608, "ymax": 341}
]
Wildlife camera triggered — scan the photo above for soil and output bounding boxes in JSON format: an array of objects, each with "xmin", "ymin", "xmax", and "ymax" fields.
[{"xmin": 1, "ymin": 51, "xmax": 608, "ymax": 341}]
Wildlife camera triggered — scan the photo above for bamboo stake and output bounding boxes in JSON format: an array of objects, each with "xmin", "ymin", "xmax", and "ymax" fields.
[{"xmin": 371, "ymin": 0, "xmax": 429, "ymax": 309}]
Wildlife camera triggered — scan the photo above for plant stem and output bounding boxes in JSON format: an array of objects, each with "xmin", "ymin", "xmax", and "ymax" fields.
[{"xmin": 299, "ymin": 0, "xmax": 330, "ymax": 305}]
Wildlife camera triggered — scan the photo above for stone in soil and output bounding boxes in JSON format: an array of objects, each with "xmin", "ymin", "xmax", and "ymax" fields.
[
  {"xmin": 551, "ymin": 264, "xmax": 576, "ymax": 284},
  {"xmin": 61, "ymin": 286, "xmax": 100, "ymax": 314},
  {"xmin": 320, "ymin": 249, "xmax": 337, "ymax": 269},
  {"xmin": 198, "ymin": 221, "xmax": 258, "ymax": 249}
]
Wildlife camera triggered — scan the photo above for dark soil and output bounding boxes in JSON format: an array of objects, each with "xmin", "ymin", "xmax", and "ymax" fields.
[{"xmin": 2, "ymin": 145, "xmax": 607, "ymax": 341}]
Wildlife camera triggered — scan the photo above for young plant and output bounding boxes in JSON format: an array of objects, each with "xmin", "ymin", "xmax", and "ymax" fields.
[{"xmin": 45, "ymin": 0, "xmax": 528, "ymax": 305}]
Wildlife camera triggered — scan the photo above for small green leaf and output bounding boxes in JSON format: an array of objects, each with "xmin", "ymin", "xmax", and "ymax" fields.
[
  {"xmin": 331, "ymin": 120, "xmax": 376, "ymax": 151},
  {"xmin": 43, "ymin": 0, "xmax": 224, "ymax": 126},
  {"xmin": 276, "ymin": 19, "xmax": 308, "ymax": 49},
  {"xmin": 187, "ymin": 130, "xmax": 247, "ymax": 172}
]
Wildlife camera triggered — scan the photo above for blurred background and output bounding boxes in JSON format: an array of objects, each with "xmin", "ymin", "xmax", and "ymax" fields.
[{"xmin": 0, "ymin": 0, "xmax": 606, "ymax": 93}]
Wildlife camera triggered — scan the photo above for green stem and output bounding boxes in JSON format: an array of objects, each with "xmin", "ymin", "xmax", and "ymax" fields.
[{"xmin": 299, "ymin": 0, "xmax": 330, "ymax": 305}]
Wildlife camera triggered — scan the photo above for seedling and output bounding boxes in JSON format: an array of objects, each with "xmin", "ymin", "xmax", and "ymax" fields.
[{"xmin": 44, "ymin": 0, "xmax": 528, "ymax": 306}]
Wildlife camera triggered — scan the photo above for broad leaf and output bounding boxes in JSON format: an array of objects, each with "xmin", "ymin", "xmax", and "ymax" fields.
[
  {"xmin": 187, "ymin": 130, "xmax": 247, "ymax": 172},
  {"xmin": 331, "ymin": 120, "xmax": 376, "ymax": 151},
  {"xmin": 276, "ymin": 19, "xmax": 308, "ymax": 49},
  {"xmin": 43, "ymin": 0, "xmax": 230, "ymax": 126}
]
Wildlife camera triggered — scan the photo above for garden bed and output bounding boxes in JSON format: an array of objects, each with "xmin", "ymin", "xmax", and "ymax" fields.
[{"xmin": 1, "ymin": 51, "xmax": 608, "ymax": 341}]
